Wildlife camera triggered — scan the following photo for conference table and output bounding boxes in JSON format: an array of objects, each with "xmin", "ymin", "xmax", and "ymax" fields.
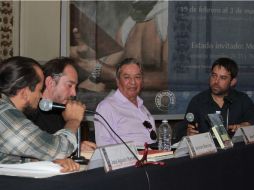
[{"xmin": 0, "ymin": 142, "xmax": 253, "ymax": 190}]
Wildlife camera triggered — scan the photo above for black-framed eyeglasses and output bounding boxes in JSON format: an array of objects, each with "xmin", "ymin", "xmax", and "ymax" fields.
[{"xmin": 143, "ymin": 121, "xmax": 157, "ymax": 140}]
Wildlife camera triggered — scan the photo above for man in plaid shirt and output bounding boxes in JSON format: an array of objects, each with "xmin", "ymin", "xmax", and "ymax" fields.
[{"xmin": 0, "ymin": 56, "xmax": 85, "ymax": 172}]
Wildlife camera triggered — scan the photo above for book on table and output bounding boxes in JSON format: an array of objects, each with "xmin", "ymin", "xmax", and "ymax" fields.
[
  {"xmin": 138, "ymin": 149, "xmax": 174, "ymax": 161},
  {"xmin": 207, "ymin": 113, "xmax": 233, "ymax": 149}
]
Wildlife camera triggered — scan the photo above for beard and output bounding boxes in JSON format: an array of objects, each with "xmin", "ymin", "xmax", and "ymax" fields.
[
  {"xmin": 23, "ymin": 103, "xmax": 38, "ymax": 118},
  {"xmin": 210, "ymin": 85, "xmax": 230, "ymax": 96}
]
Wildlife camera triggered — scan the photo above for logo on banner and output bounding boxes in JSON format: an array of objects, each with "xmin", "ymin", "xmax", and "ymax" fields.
[{"xmin": 155, "ymin": 90, "xmax": 176, "ymax": 111}]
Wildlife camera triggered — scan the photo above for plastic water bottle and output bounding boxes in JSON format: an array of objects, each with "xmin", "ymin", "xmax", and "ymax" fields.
[{"xmin": 158, "ymin": 120, "xmax": 172, "ymax": 150}]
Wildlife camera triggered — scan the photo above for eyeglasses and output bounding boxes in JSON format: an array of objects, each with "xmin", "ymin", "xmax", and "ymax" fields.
[{"xmin": 143, "ymin": 121, "xmax": 157, "ymax": 140}]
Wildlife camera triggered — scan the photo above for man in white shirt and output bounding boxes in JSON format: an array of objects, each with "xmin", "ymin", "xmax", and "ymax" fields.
[{"xmin": 94, "ymin": 58, "xmax": 157, "ymax": 147}]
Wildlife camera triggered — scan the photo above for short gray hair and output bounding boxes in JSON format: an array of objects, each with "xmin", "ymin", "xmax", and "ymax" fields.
[{"xmin": 116, "ymin": 58, "xmax": 143, "ymax": 79}]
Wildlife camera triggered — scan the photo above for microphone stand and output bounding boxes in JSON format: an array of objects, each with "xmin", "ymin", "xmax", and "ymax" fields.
[
  {"xmin": 93, "ymin": 111, "xmax": 165, "ymax": 167},
  {"xmin": 71, "ymin": 127, "xmax": 89, "ymax": 165},
  {"xmin": 38, "ymin": 99, "xmax": 89, "ymax": 164}
]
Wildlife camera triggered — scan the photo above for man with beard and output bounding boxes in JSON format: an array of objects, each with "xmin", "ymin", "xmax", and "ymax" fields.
[
  {"xmin": 31, "ymin": 57, "xmax": 96, "ymax": 151},
  {"xmin": 0, "ymin": 56, "xmax": 84, "ymax": 173},
  {"xmin": 185, "ymin": 57, "xmax": 254, "ymax": 137}
]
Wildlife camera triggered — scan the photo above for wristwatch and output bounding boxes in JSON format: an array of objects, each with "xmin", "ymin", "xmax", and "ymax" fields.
[{"xmin": 89, "ymin": 61, "xmax": 102, "ymax": 83}]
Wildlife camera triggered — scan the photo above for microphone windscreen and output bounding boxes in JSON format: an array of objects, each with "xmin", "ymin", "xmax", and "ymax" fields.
[
  {"xmin": 186, "ymin": 112, "xmax": 194, "ymax": 123},
  {"xmin": 39, "ymin": 99, "xmax": 53, "ymax": 111}
]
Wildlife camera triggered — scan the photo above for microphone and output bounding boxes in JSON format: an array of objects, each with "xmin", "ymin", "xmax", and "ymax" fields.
[
  {"xmin": 39, "ymin": 99, "xmax": 65, "ymax": 111},
  {"xmin": 186, "ymin": 112, "xmax": 195, "ymax": 125},
  {"xmin": 186, "ymin": 112, "xmax": 198, "ymax": 130},
  {"xmin": 38, "ymin": 99, "xmax": 94, "ymax": 164},
  {"xmin": 39, "ymin": 99, "xmax": 94, "ymax": 114}
]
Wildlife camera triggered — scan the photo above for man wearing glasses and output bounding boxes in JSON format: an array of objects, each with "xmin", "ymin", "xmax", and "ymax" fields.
[
  {"xmin": 94, "ymin": 58, "xmax": 157, "ymax": 147},
  {"xmin": 185, "ymin": 57, "xmax": 254, "ymax": 137}
]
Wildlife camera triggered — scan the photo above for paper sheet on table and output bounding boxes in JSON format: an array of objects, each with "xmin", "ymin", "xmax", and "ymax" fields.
[{"xmin": 0, "ymin": 161, "xmax": 85, "ymax": 178}]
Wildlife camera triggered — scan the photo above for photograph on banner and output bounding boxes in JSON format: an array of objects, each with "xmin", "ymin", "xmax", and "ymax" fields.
[
  {"xmin": 69, "ymin": 1, "xmax": 169, "ymax": 114},
  {"xmin": 68, "ymin": 1, "xmax": 254, "ymax": 115}
]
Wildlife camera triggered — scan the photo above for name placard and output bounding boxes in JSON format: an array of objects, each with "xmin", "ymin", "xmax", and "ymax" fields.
[
  {"xmin": 185, "ymin": 132, "xmax": 217, "ymax": 158},
  {"xmin": 99, "ymin": 142, "xmax": 138, "ymax": 172},
  {"xmin": 86, "ymin": 148, "xmax": 104, "ymax": 170},
  {"xmin": 235, "ymin": 125, "xmax": 254, "ymax": 144}
]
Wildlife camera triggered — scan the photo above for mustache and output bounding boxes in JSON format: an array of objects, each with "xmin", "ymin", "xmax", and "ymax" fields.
[
  {"xmin": 211, "ymin": 84, "xmax": 221, "ymax": 89},
  {"xmin": 66, "ymin": 96, "xmax": 76, "ymax": 101}
]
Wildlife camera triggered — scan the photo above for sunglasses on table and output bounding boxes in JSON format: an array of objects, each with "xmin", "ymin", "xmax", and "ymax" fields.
[{"xmin": 143, "ymin": 121, "xmax": 157, "ymax": 140}]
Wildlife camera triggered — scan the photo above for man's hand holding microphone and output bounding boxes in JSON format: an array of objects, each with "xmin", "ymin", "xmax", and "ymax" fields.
[
  {"xmin": 186, "ymin": 113, "xmax": 199, "ymax": 136},
  {"xmin": 62, "ymin": 100, "xmax": 86, "ymax": 134}
]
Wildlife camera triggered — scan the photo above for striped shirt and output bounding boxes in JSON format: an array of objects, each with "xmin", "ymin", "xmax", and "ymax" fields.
[{"xmin": 0, "ymin": 94, "xmax": 77, "ymax": 163}]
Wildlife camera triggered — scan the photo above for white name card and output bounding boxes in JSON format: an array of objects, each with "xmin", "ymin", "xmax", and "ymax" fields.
[
  {"xmin": 86, "ymin": 148, "xmax": 104, "ymax": 170},
  {"xmin": 99, "ymin": 142, "xmax": 138, "ymax": 172},
  {"xmin": 235, "ymin": 125, "xmax": 254, "ymax": 144},
  {"xmin": 174, "ymin": 132, "xmax": 217, "ymax": 158},
  {"xmin": 186, "ymin": 132, "xmax": 217, "ymax": 158}
]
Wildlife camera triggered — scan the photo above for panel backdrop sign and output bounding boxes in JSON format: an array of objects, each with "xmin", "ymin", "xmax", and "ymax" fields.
[{"xmin": 69, "ymin": 1, "xmax": 254, "ymax": 116}]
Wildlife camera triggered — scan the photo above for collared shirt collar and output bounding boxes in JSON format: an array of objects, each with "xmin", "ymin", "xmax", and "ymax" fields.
[
  {"xmin": 207, "ymin": 88, "xmax": 236, "ymax": 106},
  {"xmin": 0, "ymin": 93, "xmax": 16, "ymax": 108},
  {"xmin": 115, "ymin": 89, "xmax": 143, "ymax": 108}
]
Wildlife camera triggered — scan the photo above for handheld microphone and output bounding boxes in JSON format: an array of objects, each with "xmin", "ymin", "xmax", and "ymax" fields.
[
  {"xmin": 186, "ymin": 112, "xmax": 195, "ymax": 125},
  {"xmin": 39, "ymin": 99, "xmax": 95, "ymax": 114},
  {"xmin": 186, "ymin": 112, "xmax": 199, "ymax": 130},
  {"xmin": 39, "ymin": 99, "xmax": 95, "ymax": 164},
  {"xmin": 39, "ymin": 99, "xmax": 65, "ymax": 111}
]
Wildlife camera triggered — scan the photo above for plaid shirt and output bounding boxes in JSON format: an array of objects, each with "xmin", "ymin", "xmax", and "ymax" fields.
[{"xmin": 0, "ymin": 94, "xmax": 77, "ymax": 163}]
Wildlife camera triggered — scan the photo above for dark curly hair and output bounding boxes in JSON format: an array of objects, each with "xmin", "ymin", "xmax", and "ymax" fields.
[{"xmin": 42, "ymin": 57, "xmax": 78, "ymax": 90}]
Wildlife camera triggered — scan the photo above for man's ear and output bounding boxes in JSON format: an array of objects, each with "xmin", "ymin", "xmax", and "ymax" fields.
[
  {"xmin": 18, "ymin": 87, "xmax": 29, "ymax": 102},
  {"xmin": 45, "ymin": 76, "xmax": 55, "ymax": 89},
  {"xmin": 230, "ymin": 78, "xmax": 237, "ymax": 87},
  {"xmin": 10, "ymin": 87, "xmax": 29, "ymax": 110}
]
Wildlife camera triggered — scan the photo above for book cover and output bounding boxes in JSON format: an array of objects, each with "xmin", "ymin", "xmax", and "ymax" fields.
[
  {"xmin": 138, "ymin": 149, "xmax": 174, "ymax": 161},
  {"xmin": 207, "ymin": 113, "xmax": 233, "ymax": 149}
]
